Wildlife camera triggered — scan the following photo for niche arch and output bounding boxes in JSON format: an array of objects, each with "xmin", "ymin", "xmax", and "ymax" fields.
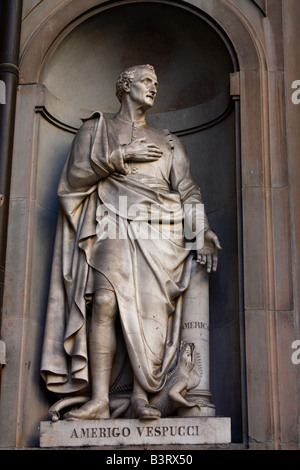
[{"xmin": 35, "ymin": 1, "xmax": 243, "ymax": 442}]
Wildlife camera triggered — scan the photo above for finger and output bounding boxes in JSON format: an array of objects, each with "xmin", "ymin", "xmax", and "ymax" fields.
[
  {"xmin": 147, "ymin": 153, "xmax": 163, "ymax": 159},
  {"xmin": 206, "ymin": 255, "xmax": 212, "ymax": 273},
  {"xmin": 142, "ymin": 156, "xmax": 160, "ymax": 162},
  {"xmin": 215, "ymin": 241, "xmax": 222, "ymax": 250},
  {"xmin": 137, "ymin": 149, "xmax": 162, "ymax": 157},
  {"xmin": 147, "ymin": 143, "xmax": 161, "ymax": 149},
  {"xmin": 147, "ymin": 151, "xmax": 163, "ymax": 157},
  {"xmin": 197, "ymin": 254, "xmax": 202, "ymax": 263},
  {"xmin": 147, "ymin": 148, "xmax": 163, "ymax": 154},
  {"xmin": 212, "ymin": 234, "xmax": 222, "ymax": 250},
  {"xmin": 131, "ymin": 155, "xmax": 159, "ymax": 162},
  {"xmin": 212, "ymin": 254, "xmax": 218, "ymax": 272},
  {"xmin": 200, "ymin": 255, "xmax": 206, "ymax": 265},
  {"xmin": 146, "ymin": 151, "xmax": 163, "ymax": 159},
  {"xmin": 147, "ymin": 145, "xmax": 163, "ymax": 153}
]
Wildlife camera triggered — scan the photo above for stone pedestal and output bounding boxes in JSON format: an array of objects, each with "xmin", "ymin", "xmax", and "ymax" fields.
[{"xmin": 40, "ymin": 417, "xmax": 231, "ymax": 447}]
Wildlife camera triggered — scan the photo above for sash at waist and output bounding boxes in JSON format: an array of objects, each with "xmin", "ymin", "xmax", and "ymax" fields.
[
  {"xmin": 98, "ymin": 172, "xmax": 182, "ymax": 221},
  {"xmin": 126, "ymin": 173, "xmax": 170, "ymax": 191}
]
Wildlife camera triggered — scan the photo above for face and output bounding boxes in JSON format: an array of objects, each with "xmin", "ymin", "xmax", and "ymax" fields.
[{"xmin": 127, "ymin": 67, "xmax": 158, "ymax": 109}]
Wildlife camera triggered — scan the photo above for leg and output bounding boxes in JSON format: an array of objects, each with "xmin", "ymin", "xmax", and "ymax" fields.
[{"xmin": 64, "ymin": 288, "xmax": 118, "ymax": 420}]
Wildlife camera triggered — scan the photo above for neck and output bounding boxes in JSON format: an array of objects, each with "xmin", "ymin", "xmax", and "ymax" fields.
[{"xmin": 118, "ymin": 100, "xmax": 147, "ymax": 123}]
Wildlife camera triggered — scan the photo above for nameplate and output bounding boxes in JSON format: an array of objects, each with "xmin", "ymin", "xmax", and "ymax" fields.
[{"xmin": 40, "ymin": 416, "xmax": 231, "ymax": 447}]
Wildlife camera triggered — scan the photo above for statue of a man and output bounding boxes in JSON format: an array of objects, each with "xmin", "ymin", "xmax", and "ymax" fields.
[{"xmin": 41, "ymin": 65, "xmax": 221, "ymax": 420}]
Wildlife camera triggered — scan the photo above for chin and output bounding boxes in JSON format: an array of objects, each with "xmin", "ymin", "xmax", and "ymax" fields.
[{"xmin": 145, "ymin": 99, "xmax": 154, "ymax": 108}]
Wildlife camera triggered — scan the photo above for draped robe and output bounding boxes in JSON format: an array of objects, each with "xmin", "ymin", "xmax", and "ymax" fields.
[{"xmin": 40, "ymin": 112, "xmax": 209, "ymax": 398}]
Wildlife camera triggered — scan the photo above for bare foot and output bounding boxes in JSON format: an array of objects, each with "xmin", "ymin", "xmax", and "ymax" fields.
[
  {"xmin": 63, "ymin": 398, "xmax": 109, "ymax": 420},
  {"xmin": 132, "ymin": 398, "xmax": 161, "ymax": 420}
]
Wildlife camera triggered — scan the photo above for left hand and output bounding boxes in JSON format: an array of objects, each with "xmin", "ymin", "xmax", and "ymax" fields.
[{"xmin": 196, "ymin": 229, "xmax": 222, "ymax": 273}]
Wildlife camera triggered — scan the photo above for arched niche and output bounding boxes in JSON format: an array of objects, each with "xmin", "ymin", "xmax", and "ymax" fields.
[
  {"xmin": 32, "ymin": 1, "xmax": 242, "ymax": 442},
  {"xmin": 42, "ymin": 3, "xmax": 233, "ymax": 114}
]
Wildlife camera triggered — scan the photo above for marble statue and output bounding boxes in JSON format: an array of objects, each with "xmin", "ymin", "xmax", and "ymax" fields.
[{"xmin": 40, "ymin": 65, "xmax": 221, "ymax": 421}]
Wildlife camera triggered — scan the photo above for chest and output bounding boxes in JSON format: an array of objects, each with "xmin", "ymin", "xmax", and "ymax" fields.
[{"xmin": 114, "ymin": 119, "xmax": 174, "ymax": 180}]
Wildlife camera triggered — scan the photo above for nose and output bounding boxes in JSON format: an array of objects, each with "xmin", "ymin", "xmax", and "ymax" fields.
[{"xmin": 149, "ymin": 83, "xmax": 157, "ymax": 94}]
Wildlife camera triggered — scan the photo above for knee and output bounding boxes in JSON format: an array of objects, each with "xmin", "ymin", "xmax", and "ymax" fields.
[{"xmin": 92, "ymin": 289, "xmax": 117, "ymax": 322}]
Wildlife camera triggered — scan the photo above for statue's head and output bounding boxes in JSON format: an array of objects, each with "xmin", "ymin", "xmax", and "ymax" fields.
[{"xmin": 116, "ymin": 64, "xmax": 157, "ymax": 106}]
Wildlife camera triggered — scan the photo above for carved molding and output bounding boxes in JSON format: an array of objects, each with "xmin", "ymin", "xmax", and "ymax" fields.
[
  {"xmin": 34, "ymin": 85, "xmax": 233, "ymax": 137},
  {"xmin": 35, "ymin": 105, "xmax": 78, "ymax": 134},
  {"xmin": 250, "ymin": 0, "xmax": 267, "ymax": 16}
]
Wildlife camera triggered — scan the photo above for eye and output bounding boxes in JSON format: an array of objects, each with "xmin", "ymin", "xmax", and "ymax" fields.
[{"xmin": 141, "ymin": 77, "xmax": 158, "ymax": 90}]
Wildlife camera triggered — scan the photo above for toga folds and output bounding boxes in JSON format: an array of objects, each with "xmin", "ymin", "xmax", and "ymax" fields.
[{"xmin": 40, "ymin": 111, "xmax": 209, "ymax": 398}]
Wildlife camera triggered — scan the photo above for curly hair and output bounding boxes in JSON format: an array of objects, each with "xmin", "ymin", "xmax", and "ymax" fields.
[{"xmin": 115, "ymin": 65, "xmax": 155, "ymax": 103}]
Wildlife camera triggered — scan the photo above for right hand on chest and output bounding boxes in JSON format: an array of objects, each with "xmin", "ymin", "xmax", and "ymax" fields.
[{"xmin": 123, "ymin": 137, "xmax": 163, "ymax": 163}]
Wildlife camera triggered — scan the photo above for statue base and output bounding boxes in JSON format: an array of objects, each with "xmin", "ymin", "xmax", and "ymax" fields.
[
  {"xmin": 177, "ymin": 391, "xmax": 216, "ymax": 417},
  {"xmin": 40, "ymin": 416, "xmax": 231, "ymax": 448}
]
